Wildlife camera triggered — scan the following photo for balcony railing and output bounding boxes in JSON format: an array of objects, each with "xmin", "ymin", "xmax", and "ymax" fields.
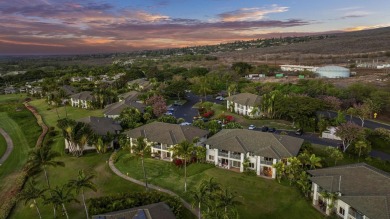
[
  {"xmin": 152, "ymin": 145, "xmax": 161, "ymax": 149},
  {"xmin": 218, "ymin": 151, "xmax": 228, "ymax": 157},
  {"xmin": 260, "ymin": 160, "xmax": 274, "ymax": 165},
  {"xmin": 230, "ymin": 153, "xmax": 241, "ymax": 159}
]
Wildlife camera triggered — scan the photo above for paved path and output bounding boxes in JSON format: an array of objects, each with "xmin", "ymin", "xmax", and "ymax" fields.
[
  {"xmin": 0, "ymin": 128, "xmax": 14, "ymax": 165},
  {"xmin": 108, "ymin": 153, "xmax": 199, "ymax": 218}
]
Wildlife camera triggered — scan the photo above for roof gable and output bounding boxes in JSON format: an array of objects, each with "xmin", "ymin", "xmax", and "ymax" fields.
[
  {"xmin": 205, "ymin": 129, "xmax": 303, "ymax": 158},
  {"xmin": 226, "ymin": 93, "xmax": 262, "ymax": 107}
]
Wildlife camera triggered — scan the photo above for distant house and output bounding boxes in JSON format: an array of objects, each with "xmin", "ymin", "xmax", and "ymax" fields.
[
  {"xmin": 19, "ymin": 86, "xmax": 27, "ymax": 93},
  {"xmin": 29, "ymin": 86, "xmax": 43, "ymax": 96},
  {"xmin": 127, "ymin": 78, "xmax": 151, "ymax": 91},
  {"xmin": 205, "ymin": 129, "xmax": 303, "ymax": 178},
  {"xmin": 61, "ymin": 85, "xmax": 78, "ymax": 96},
  {"xmin": 65, "ymin": 116, "xmax": 122, "ymax": 152},
  {"xmin": 226, "ymin": 93, "xmax": 262, "ymax": 118},
  {"xmin": 308, "ymin": 163, "xmax": 390, "ymax": 219},
  {"xmin": 70, "ymin": 77, "xmax": 82, "ymax": 82},
  {"xmin": 125, "ymin": 122, "xmax": 209, "ymax": 161},
  {"xmin": 104, "ymin": 91, "xmax": 145, "ymax": 118},
  {"xmin": 70, "ymin": 91, "xmax": 95, "ymax": 109},
  {"xmin": 4, "ymin": 87, "xmax": 16, "ymax": 94},
  {"xmin": 92, "ymin": 202, "xmax": 176, "ymax": 219}
]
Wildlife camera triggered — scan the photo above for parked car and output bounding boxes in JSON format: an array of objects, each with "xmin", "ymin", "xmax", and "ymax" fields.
[
  {"xmin": 180, "ymin": 122, "xmax": 191, "ymax": 126},
  {"xmin": 248, "ymin": 125, "xmax": 256, "ymax": 130},
  {"xmin": 215, "ymin": 96, "xmax": 225, "ymax": 101},
  {"xmin": 165, "ymin": 112, "xmax": 173, "ymax": 116},
  {"xmin": 268, "ymin": 127, "xmax": 276, "ymax": 132},
  {"xmin": 167, "ymin": 107, "xmax": 175, "ymax": 111},
  {"xmin": 295, "ymin": 129, "xmax": 303, "ymax": 135},
  {"xmin": 261, "ymin": 126, "xmax": 269, "ymax": 132}
]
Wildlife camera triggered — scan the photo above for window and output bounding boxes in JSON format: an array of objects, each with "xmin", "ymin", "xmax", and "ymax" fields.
[
  {"xmin": 249, "ymin": 163, "xmax": 255, "ymax": 169},
  {"xmin": 338, "ymin": 207, "xmax": 345, "ymax": 216},
  {"xmin": 232, "ymin": 161, "xmax": 241, "ymax": 168},
  {"xmin": 209, "ymin": 155, "xmax": 214, "ymax": 161}
]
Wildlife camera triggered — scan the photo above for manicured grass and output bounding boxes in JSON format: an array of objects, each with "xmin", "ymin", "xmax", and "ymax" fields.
[
  {"xmin": 11, "ymin": 98, "xmax": 194, "ymax": 219},
  {"xmin": 29, "ymin": 99, "xmax": 104, "ymax": 128},
  {"xmin": 0, "ymin": 134, "xmax": 6, "ymax": 159},
  {"xmin": 115, "ymin": 152, "xmax": 324, "ymax": 219},
  {"xmin": 0, "ymin": 94, "xmax": 26, "ymax": 103}
]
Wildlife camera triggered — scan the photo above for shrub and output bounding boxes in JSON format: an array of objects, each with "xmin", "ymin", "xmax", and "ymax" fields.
[
  {"xmin": 202, "ymin": 110, "xmax": 214, "ymax": 118},
  {"xmin": 173, "ymin": 158, "xmax": 184, "ymax": 167},
  {"xmin": 88, "ymin": 191, "xmax": 183, "ymax": 218}
]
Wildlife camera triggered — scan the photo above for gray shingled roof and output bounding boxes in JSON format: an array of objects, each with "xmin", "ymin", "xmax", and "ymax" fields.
[
  {"xmin": 125, "ymin": 122, "xmax": 209, "ymax": 145},
  {"xmin": 61, "ymin": 85, "xmax": 77, "ymax": 96},
  {"xmin": 308, "ymin": 163, "xmax": 390, "ymax": 219},
  {"xmin": 204, "ymin": 129, "xmax": 303, "ymax": 159},
  {"xmin": 92, "ymin": 202, "xmax": 176, "ymax": 219},
  {"xmin": 118, "ymin": 91, "xmax": 139, "ymax": 101},
  {"xmin": 78, "ymin": 116, "xmax": 122, "ymax": 136},
  {"xmin": 70, "ymin": 91, "xmax": 95, "ymax": 101},
  {"xmin": 103, "ymin": 100, "xmax": 145, "ymax": 116},
  {"xmin": 226, "ymin": 93, "xmax": 262, "ymax": 107}
]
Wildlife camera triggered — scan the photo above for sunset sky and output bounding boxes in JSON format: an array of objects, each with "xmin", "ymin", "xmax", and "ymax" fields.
[{"xmin": 1, "ymin": 0, "xmax": 389, "ymax": 55}]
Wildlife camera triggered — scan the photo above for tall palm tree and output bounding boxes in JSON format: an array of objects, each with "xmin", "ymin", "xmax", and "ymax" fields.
[
  {"xmin": 192, "ymin": 185, "xmax": 207, "ymax": 219},
  {"xmin": 67, "ymin": 170, "xmax": 97, "ymax": 219},
  {"xmin": 132, "ymin": 137, "xmax": 149, "ymax": 190},
  {"xmin": 26, "ymin": 145, "xmax": 65, "ymax": 218},
  {"xmin": 74, "ymin": 123, "xmax": 94, "ymax": 157},
  {"xmin": 199, "ymin": 178, "xmax": 221, "ymax": 215},
  {"xmin": 26, "ymin": 145, "xmax": 65, "ymax": 188},
  {"xmin": 45, "ymin": 185, "xmax": 79, "ymax": 219},
  {"xmin": 18, "ymin": 179, "xmax": 47, "ymax": 219},
  {"xmin": 217, "ymin": 188, "xmax": 239, "ymax": 218},
  {"xmin": 170, "ymin": 140, "xmax": 195, "ymax": 192}
]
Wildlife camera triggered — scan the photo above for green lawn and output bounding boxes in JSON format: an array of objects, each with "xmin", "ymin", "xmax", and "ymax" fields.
[
  {"xmin": 0, "ymin": 94, "xmax": 26, "ymax": 103},
  {"xmin": 0, "ymin": 134, "xmax": 6, "ymax": 159},
  {"xmin": 115, "ymin": 152, "xmax": 324, "ymax": 219},
  {"xmin": 10, "ymin": 98, "xmax": 194, "ymax": 219}
]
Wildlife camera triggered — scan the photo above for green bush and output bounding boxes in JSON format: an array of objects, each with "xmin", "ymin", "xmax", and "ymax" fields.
[{"xmin": 88, "ymin": 191, "xmax": 183, "ymax": 218}]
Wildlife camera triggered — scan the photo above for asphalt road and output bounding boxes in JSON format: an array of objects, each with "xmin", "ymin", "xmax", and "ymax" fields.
[
  {"xmin": 170, "ymin": 93, "xmax": 390, "ymax": 161},
  {"xmin": 318, "ymin": 111, "xmax": 390, "ymax": 130}
]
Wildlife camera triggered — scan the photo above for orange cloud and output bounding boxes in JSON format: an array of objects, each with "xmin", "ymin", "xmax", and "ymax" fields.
[
  {"xmin": 219, "ymin": 5, "xmax": 288, "ymax": 22},
  {"xmin": 82, "ymin": 37, "xmax": 115, "ymax": 44},
  {"xmin": 344, "ymin": 24, "xmax": 389, "ymax": 31}
]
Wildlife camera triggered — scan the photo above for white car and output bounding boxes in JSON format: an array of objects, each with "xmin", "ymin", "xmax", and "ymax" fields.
[
  {"xmin": 165, "ymin": 112, "xmax": 173, "ymax": 116},
  {"xmin": 180, "ymin": 122, "xmax": 191, "ymax": 126},
  {"xmin": 248, "ymin": 125, "xmax": 256, "ymax": 130},
  {"xmin": 215, "ymin": 96, "xmax": 225, "ymax": 101}
]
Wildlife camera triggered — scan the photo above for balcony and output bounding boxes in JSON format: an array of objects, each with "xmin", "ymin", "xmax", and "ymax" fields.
[
  {"xmin": 152, "ymin": 145, "xmax": 161, "ymax": 149},
  {"xmin": 260, "ymin": 160, "xmax": 274, "ymax": 165},
  {"xmin": 218, "ymin": 151, "xmax": 228, "ymax": 157},
  {"xmin": 230, "ymin": 153, "xmax": 241, "ymax": 160}
]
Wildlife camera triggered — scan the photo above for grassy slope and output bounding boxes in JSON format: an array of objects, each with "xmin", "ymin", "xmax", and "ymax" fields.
[
  {"xmin": 11, "ymin": 99, "xmax": 194, "ymax": 219},
  {"xmin": 115, "ymin": 152, "xmax": 323, "ymax": 219},
  {"xmin": 0, "ymin": 133, "xmax": 6, "ymax": 159}
]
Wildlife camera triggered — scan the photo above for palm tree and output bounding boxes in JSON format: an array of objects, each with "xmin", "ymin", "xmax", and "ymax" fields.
[
  {"xmin": 170, "ymin": 140, "xmax": 195, "ymax": 192},
  {"xmin": 57, "ymin": 119, "xmax": 94, "ymax": 156},
  {"xmin": 45, "ymin": 185, "xmax": 79, "ymax": 219},
  {"xmin": 192, "ymin": 186, "xmax": 207, "ymax": 219},
  {"xmin": 132, "ymin": 137, "xmax": 149, "ymax": 190},
  {"xmin": 26, "ymin": 145, "xmax": 65, "ymax": 218},
  {"xmin": 18, "ymin": 179, "xmax": 47, "ymax": 219},
  {"xmin": 67, "ymin": 170, "xmax": 97, "ymax": 219},
  {"xmin": 308, "ymin": 154, "xmax": 322, "ymax": 170},
  {"xmin": 217, "ymin": 188, "xmax": 240, "ymax": 218},
  {"xmin": 74, "ymin": 123, "xmax": 94, "ymax": 157},
  {"xmin": 26, "ymin": 145, "xmax": 65, "ymax": 188}
]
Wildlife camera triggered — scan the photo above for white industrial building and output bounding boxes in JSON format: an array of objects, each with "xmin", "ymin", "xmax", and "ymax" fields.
[
  {"xmin": 280, "ymin": 65, "xmax": 318, "ymax": 72},
  {"xmin": 315, "ymin": 66, "xmax": 350, "ymax": 78}
]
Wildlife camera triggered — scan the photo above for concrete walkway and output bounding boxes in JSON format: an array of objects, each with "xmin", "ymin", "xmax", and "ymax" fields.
[
  {"xmin": 108, "ymin": 153, "xmax": 199, "ymax": 218},
  {"xmin": 0, "ymin": 128, "xmax": 14, "ymax": 165}
]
